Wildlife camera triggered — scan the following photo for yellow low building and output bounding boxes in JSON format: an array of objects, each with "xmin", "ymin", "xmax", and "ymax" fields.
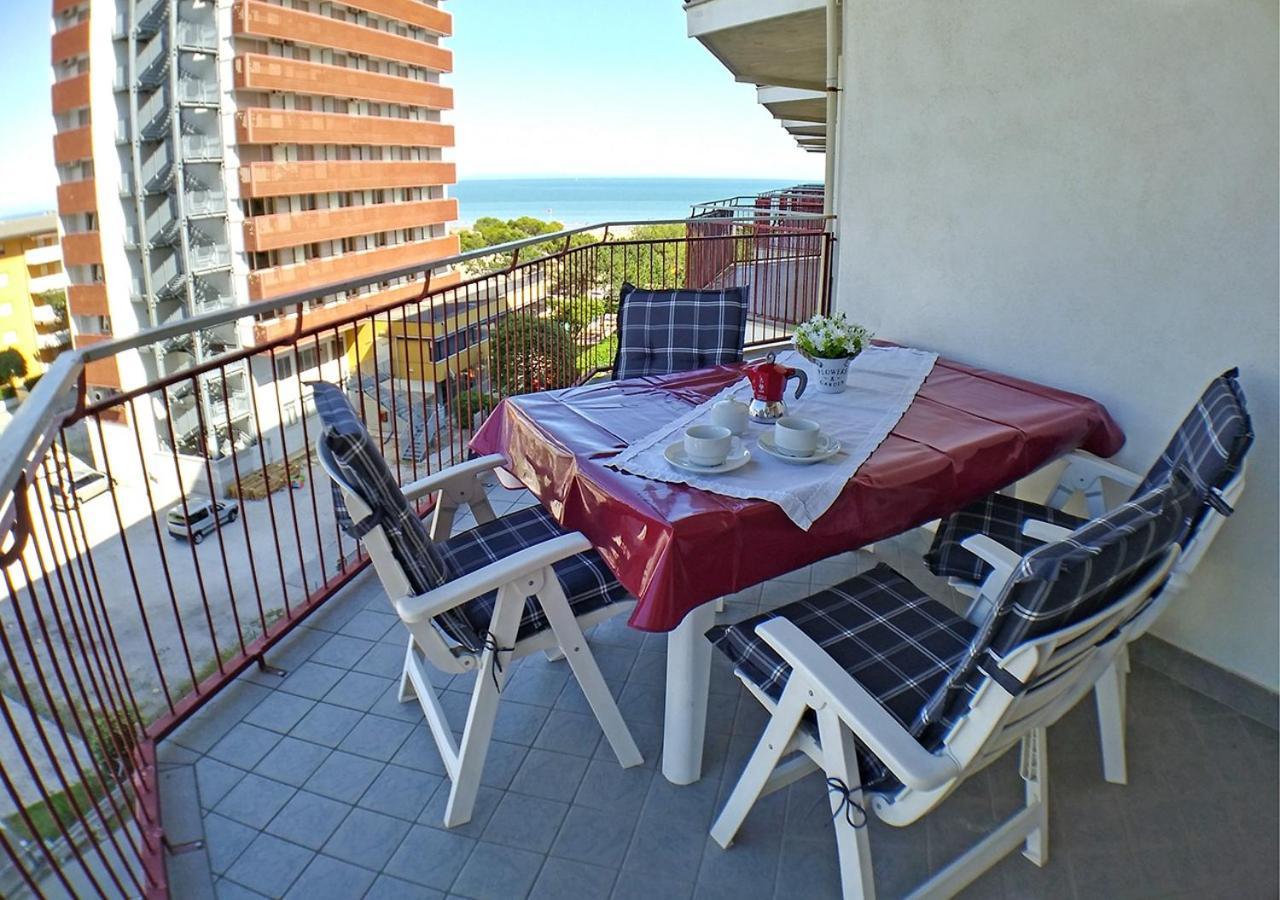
[{"xmin": 0, "ymin": 213, "xmax": 70, "ymax": 381}]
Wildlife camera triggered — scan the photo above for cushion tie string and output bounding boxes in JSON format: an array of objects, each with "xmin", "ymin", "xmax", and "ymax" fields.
[
  {"xmin": 481, "ymin": 632, "xmax": 516, "ymax": 692},
  {"xmin": 825, "ymin": 777, "xmax": 868, "ymax": 829}
]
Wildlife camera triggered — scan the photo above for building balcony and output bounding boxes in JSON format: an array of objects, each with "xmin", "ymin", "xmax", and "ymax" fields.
[
  {"xmin": 343, "ymin": 0, "xmax": 452, "ymax": 36},
  {"xmin": 237, "ymin": 159, "xmax": 456, "ymax": 199},
  {"xmin": 36, "ymin": 329, "xmax": 72, "ymax": 350},
  {"xmin": 235, "ymin": 108, "xmax": 455, "ymax": 150},
  {"xmin": 24, "ymin": 244, "xmax": 64, "ymax": 268},
  {"xmin": 243, "ymin": 198, "xmax": 458, "ymax": 252},
  {"xmin": 67, "ymin": 282, "xmax": 109, "ymax": 316},
  {"xmin": 28, "ymin": 272, "xmax": 70, "ymax": 296},
  {"xmin": 50, "ymin": 19, "xmax": 89, "ymax": 63},
  {"xmin": 246, "ymin": 234, "xmax": 459, "ymax": 300},
  {"xmin": 61, "ymin": 231, "xmax": 103, "ymax": 267},
  {"xmin": 56, "ymin": 178, "xmax": 97, "ymax": 215},
  {"xmin": 51, "ymin": 72, "xmax": 90, "ymax": 114},
  {"xmin": 233, "ymin": 53, "xmax": 453, "ymax": 110},
  {"xmin": 31, "ymin": 303, "xmax": 65, "ymax": 326},
  {"xmin": 53, "ymin": 124, "xmax": 93, "ymax": 165},
  {"xmin": 233, "ymin": 0, "xmax": 452, "ymax": 73}
]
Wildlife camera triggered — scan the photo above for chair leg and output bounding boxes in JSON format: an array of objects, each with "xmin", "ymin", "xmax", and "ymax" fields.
[
  {"xmin": 443, "ymin": 584, "xmax": 523, "ymax": 828},
  {"xmin": 1095, "ymin": 656, "xmax": 1128, "ymax": 784},
  {"xmin": 815, "ymin": 705, "xmax": 877, "ymax": 900},
  {"xmin": 710, "ymin": 679, "xmax": 808, "ymax": 850},
  {"xmin": 538, "ymin": 579, "xmax": 643, "ymax": 768},
  {"xmin": 1022, "ymin": 726, "xmax": 1049, "ymax": 866},
  {"xmin": 399, "ymin": 638, "xmax": 416, "ymax": 703}
]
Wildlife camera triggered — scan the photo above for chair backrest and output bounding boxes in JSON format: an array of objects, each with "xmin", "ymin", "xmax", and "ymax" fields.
[
  {"xmin": 1133, "ymin": 368, "xmax": 1253, "ymax": 540},
  {"xmin": 913, "ymin": 472, "xmax": 1200, "ymax": 744},
  {"xmin": 612, "ymin": 282, "xmax": 750, "ymax": 380},
  {"xmin": 310, "ymin": 381, "xmax": 483, "ymax": 653}
]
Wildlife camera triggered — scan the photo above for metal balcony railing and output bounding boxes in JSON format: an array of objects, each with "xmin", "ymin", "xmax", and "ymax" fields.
[{"xmin": 0, "ymin": 214, "xmax": 830, "ymax": 898}]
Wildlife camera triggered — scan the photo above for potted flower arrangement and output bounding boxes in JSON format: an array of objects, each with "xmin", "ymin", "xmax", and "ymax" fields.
[{"xmin": 792, "ymin": 313, "xmax": 873, "ymax": 393}]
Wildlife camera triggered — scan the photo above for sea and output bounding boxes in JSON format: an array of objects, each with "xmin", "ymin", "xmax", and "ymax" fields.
[{"xmin": 450, "ymin": 177, "xmax": 802, "ymax": 228}]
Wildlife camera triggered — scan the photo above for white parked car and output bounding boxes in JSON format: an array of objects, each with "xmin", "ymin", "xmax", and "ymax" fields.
[{"xmin": 166, "ymin": 498, "xmax": 239, "ymax": 544}]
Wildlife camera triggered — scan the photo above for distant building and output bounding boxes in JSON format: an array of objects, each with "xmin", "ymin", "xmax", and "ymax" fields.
[
  {"xmin": 50, "ymin": 0, "xmax": 459, "ymax": 457},
  {"xmin": 0, "ymin": 212, "xmax": 71, "ymax": 380}
]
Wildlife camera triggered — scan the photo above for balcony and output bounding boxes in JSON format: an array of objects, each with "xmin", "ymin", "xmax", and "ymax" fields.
[
  {"xmin": 56, "ymin": 178, "xmax": 97, "ymax": 215},
  {"xmin": 53, "ymin": 124, "xmax": 92, "ymax": 165},
  {"xmin": 24, "ymin": 244, "xmax": 63, "ymax": 268},
  {"xmin": 61, "ymin": 231, "xmax": 103, "ymax": 267},
  {"xmin": 29, "ymin": 272, "xmax": 70, "ymax": 295},
  {"xmin": 238, "ymin": 159, "xmax": 456, "ymax": 199},
  {"xmin": 233, "ymin": 53, "xmax": 453, "ymax": 110},
  {"xmin": 247, "ymin": 234, "xmax": 459, "ymax": 300},
  {"xmin": 36, "ymin": 329, "xmax": 72, "ymax": 350},
  {"xmin": 244, "ymin": 198, "xmax": 458, "ymax": 252},
  {"xmin": 236, "ymin": 108, "xmax": 455, "ymax": 149},
  {"xmin": 233, "ymin": 0, "xmax": 452, "ymax": 73},
  {"xmin": 342, "ymin": 0, "xmax": 453, "ymax": 36},
  {"xmin": 50, "ymin": 19, "xmax": 89, "ymax": 63},
  {"xmin": 51, "ymin": 72, "xmax": 90, "ymax": 114},
  {"xmin": 67, "ymin": 282, "xmax": 110, "ymax": 316}
]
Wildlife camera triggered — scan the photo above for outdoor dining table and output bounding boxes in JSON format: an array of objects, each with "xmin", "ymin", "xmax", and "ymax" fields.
[{"xmin": 469, "ymin": 350, "xmax": 1124, "ymax": 785}]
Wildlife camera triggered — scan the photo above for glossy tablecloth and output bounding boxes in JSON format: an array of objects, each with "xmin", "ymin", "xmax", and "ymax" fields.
[{"xmin": 469, "ymin": 353, "xmax": 1124, "ymax": 633}]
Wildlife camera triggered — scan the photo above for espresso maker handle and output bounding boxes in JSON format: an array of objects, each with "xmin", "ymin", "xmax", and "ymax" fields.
[{"xmin": 788, "ymin": 368, "xmax": 808, "ymax": 400}]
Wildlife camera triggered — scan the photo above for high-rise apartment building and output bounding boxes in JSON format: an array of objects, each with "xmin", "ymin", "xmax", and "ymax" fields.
[
  {"xmin": 0, "ymin": 213, "xmax": 72, "ymax": 381},
  {"xmin": 50, "ymin": 0, "xmax": 458, "ymax": 457}
]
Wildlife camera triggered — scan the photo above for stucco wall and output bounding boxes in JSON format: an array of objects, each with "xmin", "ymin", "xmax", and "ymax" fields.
[{"xmin": 835, "ymin": 0, "xmax": 1279, "ymax": 690}]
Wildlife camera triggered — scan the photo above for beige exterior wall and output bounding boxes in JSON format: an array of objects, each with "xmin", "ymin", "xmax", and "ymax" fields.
[{"xmin": 833, "ymin": 1, "xmax": 1279, "ymax": 689}]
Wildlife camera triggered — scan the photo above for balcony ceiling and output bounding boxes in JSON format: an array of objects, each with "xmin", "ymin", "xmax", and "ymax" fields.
[
  {"xmin": 757, "ymin": 86, "xmax": 825, "ymax": 123},
  {"xmin": 686, "ymin": 0, "xmax": 827, "ymax": 91}
]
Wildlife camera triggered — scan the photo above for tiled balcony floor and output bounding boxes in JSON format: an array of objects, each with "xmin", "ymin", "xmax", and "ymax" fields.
[{"xmin": 159, "ymin": 484, "xmax": 1280, "ymax": 900}]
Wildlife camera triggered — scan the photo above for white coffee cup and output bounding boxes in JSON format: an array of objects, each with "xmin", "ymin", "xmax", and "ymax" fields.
[
  {"xmin": 684, "ymin": 424, "xmax": 733, "ymax": 466},
  {"xmin": 710, "ymin": 398, "xmax": 749, "ymax": 435},
  {"xmin": 773, "ymin": 416, "xmax": 821, "ymax": 457}
]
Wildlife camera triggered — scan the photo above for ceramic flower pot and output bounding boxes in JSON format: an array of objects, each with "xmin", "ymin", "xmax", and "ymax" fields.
[{"xmin": 811, "ymin": 355, "xmax": 852, "ymax": 393}]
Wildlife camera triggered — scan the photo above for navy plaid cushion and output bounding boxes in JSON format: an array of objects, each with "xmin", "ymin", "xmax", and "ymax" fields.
[
  {"xmin": 612, "ymin": 282, "xmax": 749, "ymax": 379},
  {"xmin": 434, "ymin": 505, "xmax": 632, "ymax": 651},
  {"xmin": 707, "ymin": 563, "xmax": 977, "ymax": 792},
  {"xmin": 925, "ymin": 369, "xmax": 1252, "ymax": 584},
  {"xmin": 924, "ymin": 495, "xmax": 1086, "ymax": 583},
  {"xmin": 914, "ymin": 473, "xmax": 1199, "ymax": 741}
]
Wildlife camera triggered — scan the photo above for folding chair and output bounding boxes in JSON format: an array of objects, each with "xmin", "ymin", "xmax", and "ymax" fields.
[
  {"xmin": 707, "ymin": 475, "xmax": 1197, "ymax": 899},
  {"xmin": 612, "ymin": 282, "xmax": 750, "ymax": 379},
  {"xmin": 311, "ymin": 382, "xmax": 642, "ymax": 827}
]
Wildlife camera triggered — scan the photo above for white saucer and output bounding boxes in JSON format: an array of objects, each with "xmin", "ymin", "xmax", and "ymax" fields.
[
  {"xmin": 664, "ymin": 439, "xmax": 751, "ymax": 474},
  {"xmin": 756, "ymin": 431, "xmax": 842, "ymax": 464}
]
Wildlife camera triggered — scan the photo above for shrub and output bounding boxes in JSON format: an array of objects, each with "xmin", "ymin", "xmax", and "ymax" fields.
[
  {"xmin": 488, "ymin": 314, "xmax": 578, "ymax": 396},
  {"xmin": 449, "ymin": 389, "xmax": 500, "ymax": 430}
]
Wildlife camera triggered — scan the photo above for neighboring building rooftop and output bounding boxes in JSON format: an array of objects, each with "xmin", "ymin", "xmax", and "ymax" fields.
[{"xmin": 0, "ymin": 212, "xmax": 59, "ymax": 242}]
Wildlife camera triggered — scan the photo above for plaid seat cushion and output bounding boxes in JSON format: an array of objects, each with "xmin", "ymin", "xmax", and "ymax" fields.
[
  {"xmin": 914, "ymin": 473, "xmax": 1199, "ymax": 742},
  {"xmin": 924, "ymin": 495, "xmax": 1086, "ymax": 583},
  {"xmin": 434, "ymin": 505, "xmax": 632, "ymax": 652},
  {"xmin": 612, "ymin": 282, "xmax": 749, "ymax": 380},
  {"xmin": 706, "ymin": 563, "xmax": 977, "ymax": 792},
  {"xmin": 926, "ymin": 369, "xmax": 1253, "ymax": 584}
]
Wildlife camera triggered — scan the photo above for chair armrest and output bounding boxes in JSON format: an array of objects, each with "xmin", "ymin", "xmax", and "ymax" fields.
[
  {"xmin": 1048, "ymin": 451, "xmax": 1143, "ymax": 516},
  {"xmin": 395, "ymin": 531, "xmax": 592, "ymax": 625},
  {"xmin": 755, "ymin": 618, "xmax": 960, "ymax": 792},
  {"xmin": 1021, "ymin": 519, "xmax": 1075, "ymax": 543},
  {"xmin": 401, "ymin": 454, "xmax": 508, "ymax": 502},
  {"xmin": 961, "ymin": 534, "xmax": 1021, "ymax": 579}
]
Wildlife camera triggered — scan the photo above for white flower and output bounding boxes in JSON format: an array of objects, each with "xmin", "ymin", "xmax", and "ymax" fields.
[{"xmin": 793, "ymin": 313, "xmax": 873, "ymax": 359}]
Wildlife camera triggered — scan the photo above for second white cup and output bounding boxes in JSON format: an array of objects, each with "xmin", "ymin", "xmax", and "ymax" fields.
[
  {"xmin": 684, "ymin": 424, "xmax": 733, "ymax": 466},
  {"xmin": 773, "ymin": 416, "xmax": 820, "ymax": 457}
]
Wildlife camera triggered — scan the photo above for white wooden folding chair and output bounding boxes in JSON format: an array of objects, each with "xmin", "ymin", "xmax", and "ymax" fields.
[
  {"xmin": 923, "ymin": 368, "xmax": 1252, "ymax": 783},
  {"xmin": 311, "ymin": 383, "xmax": 642, "ymax": 828},
  {"xmin": 708, "ymin": 476, "xmax": 1196, "ymax": 899}
]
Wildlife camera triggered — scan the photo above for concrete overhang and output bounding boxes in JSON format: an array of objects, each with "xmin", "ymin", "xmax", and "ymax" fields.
[
  {"xmin": 686, "ymin": 0, "xmax": 827, "ymax": 92},
  {"xmin": 757, "ymin": 86, "xmax": 825, "ymax": 124}
]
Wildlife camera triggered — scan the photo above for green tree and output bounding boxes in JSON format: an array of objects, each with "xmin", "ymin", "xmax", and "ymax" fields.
[
  {"xmin": 590, "ymin": 223, "xmax": 689, "ymax": 302},
  {"xmin": 0, "ymin": 348, "xmax": 28, "ymax": 385},
  {"xmin": 488, "ymin": 315, "xmax": 578, "ymax": 396},
  {"xmin": 458, "ymin": 216, "xmax": 569, "ymax": 275}
]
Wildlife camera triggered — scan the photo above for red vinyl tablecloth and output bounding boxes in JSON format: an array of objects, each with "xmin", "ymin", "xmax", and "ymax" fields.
[{"xmin": 469, "ymin": 354, "xmax": 1124, "ymax": 633}]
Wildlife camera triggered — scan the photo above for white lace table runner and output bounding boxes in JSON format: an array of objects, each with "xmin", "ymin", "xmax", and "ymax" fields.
[{"xmin": 607, "ymin": 347, "xmax": 939, "ymax": 530}]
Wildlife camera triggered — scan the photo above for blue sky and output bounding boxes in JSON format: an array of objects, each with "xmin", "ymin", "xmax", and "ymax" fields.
[{"xmin": 0, "ymin": 1, "xmax": 820, "ymax": 216}]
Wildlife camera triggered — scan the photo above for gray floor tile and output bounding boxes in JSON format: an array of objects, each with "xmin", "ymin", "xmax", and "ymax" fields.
[
  {"xmin": 311, "ymin": 633, "xmax": 375, "ymax": 668},
  {"xmin": 265, "ymin": 790, "xmax": 350, "ymax": 851},
  {"xmin": 305, "ymin": 750, "xmax": 384, "ymax": 804},
  {"xmin": 509, "ymin": 748, "xmax": 590, "ymax": 802},
  {"xmin": 214, "ymin": 878, "xmax": 268, "ymax": 899},
  {"xmin": 355, "ymin": 642, "xmax": 408, "ymax": 679},
  {"xmin": 533, "ymin": 709, "xmax": 604, "ymax": 758},
  {"xmin": 214, "ymin": 773, "xmax": 296, "ymax": 829},
  {"xmin": 337, "ymin": 712, "xmax": 415, "ymax": 761},
  {"xmin": 203, "ymin": 813, "xmax": 258, "ymax": 875},
  {"xmin": 418, "ymin": 784, "xmax": 504, "ymax": 837},
  {"xmin": 574, "ymin": 758, "xmax": 655, "ymax": 815},
  {"xmin": 365, "ymin": 874, "xmax": 447, "ymax": 899},
  {"xmin": 383, "ymin": 824, "xmax": 477, "ymax": 891},
  {"xmin": 493, "ymin": 700, "xmax": 551, "ymax": 746},
  {"xmin": 277, "ymin": 661, "xmax": 347, "ymax": 700},
  {"xmin": 358, "ymin": 764, "xmax": 443, "ymax": 821},
  {"xmin": 550, "ymin": 804, "xmax": 635, "ymax": 869},
  {"xmin": 253, "ymin": 736, "xmax": 331, "ymax": 788},
  {"xmin": 450, "ymin": 841, "xmax": 544, "ymax": 900},
  {"xmin": 195, "ymin": 756, "xmax": 246, "ymax": 809},
  {"xmin": 323, "ymin": 807, "xmax": 411, "ymax": 870},
  {"xmin": 283, "ymin": 854, "xmax": 377, "ymax": 900},
  {"xmin": 224, "ymin": 833, "xmax": 313, "ymax": 897},
  {"xmin": 243, "ymin": 691, "xmax": 315, "ymax": 734},
  {"xmin": 206, "ymin": 723, "xmax": 281, "ymax": 770},
  {"xmin": 481, "ymin": 792, "xmax": 569, "ymax": 853},
  {"xmin": 530, "ymin": 857, "xmax": 616, "ymax": 900},
  {"xmin": 289, "ymin": 702, "xmax": 363, "ymax": 748},
  {"xmin": 339, "ymin": 609, "xmax": 399, "ymax": 642}
]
